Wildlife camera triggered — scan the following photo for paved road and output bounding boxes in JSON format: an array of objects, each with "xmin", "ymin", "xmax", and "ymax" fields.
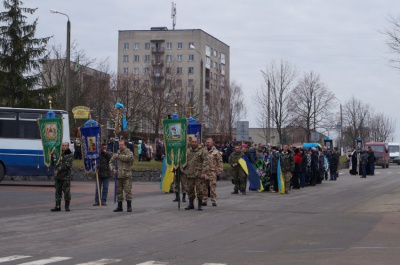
[{"xmin": 1, "ymin": 166, "xmax": 400, "ymax": 265}]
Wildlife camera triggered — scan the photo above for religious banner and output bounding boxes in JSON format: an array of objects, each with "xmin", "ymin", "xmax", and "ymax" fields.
[
  {"xmin": 162, "ymin": 118, "xmax": 187, "ymax": 168},
  {"xmin": 187, "ymin": 116, "xmax": 202, "ymax": 144},
  {"xmin": 37, "ymin": 117, "xmax": 63, "ymax": 167},
  {"xmin": 80, "ymin": 123, "xmax": 101, "ymax": 172},
  {"xmin": 72, "ymin": 106, "xmax": 90, "ymax": 119}
]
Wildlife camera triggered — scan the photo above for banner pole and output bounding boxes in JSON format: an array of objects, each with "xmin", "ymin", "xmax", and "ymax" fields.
[
  {"xmin": 95, "ymin": 160, "xmax": 102, "ymax": 206},
  {"xmin": 177, "ymin": 163, "xmax": 181, "ymax": 210}
]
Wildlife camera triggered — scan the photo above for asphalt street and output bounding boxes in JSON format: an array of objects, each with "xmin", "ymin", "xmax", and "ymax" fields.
[{"xmin": 1, "ymin": 165, "xmax": 400, "ymax": 265}]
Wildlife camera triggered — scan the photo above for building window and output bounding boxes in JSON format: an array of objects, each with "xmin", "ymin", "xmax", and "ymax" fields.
[
  {"xmin": 177, "ymin": 54, "xmax": 182, "ymax": 62},
  {"xmin": 134, "ymin": 43, "xmax": 139, "ymax": 50},
  {"xmin": 123, "ymin": 43, "xmax": 129, "ymax": 50},
  {"xmin": 166, "ymin": 79, "xmax": 172, "ymax": 87},
  {"xmin": 188, "ymin": 67, "xmax": 194, "ymax": 74},
  {"xmin": 188, "ymin": 54, "xmax": 194, "ymax": 61},
  {"xmin": 177, "ymin": 42, "xmax": 182, "ymax": 49},
  {"xmin": 176, "ymin": 67, "xmax": 182, "ymax": 74},
  {"xmin": 188, "ymin": 92, "xmax": 193, "ymax": 98},
  {"xmin": 144, "ymin": 55, "xmax": 151, "ymax": 62},
  {"xmin": 188, "ymin": 42, "xmax": 194, "ymax": 49},
  {"xmin": 176, "ymin": 79, "xmax": 182, "ymax": 87},
  {"xmin": 188, "ymin": 79, "xmax": 194, "ymax": 86},
  {"xmin": 144, "ymin": 80, "xmax": 150, "ymax": 86},
  {"xmin": 176, "ymin": 92, "xmax": 182, "ymax": 99},
  {"xmin": 123, "ymin": 67, "xmax": 128, "ymax": 74},
  {"xmin": 144, "ymin": 67, "xmax": 149, "ymax": 74},
  {"xmin": 133, "ymin": 67, "xmax": 139, "ymax": 74},
  {"xmin": 213, "ymin": 49, "xmax": 217, "ymax": 57},
  {"xmin": 133, "ymin": 79, "xmax": 139, "ymax": 87},
  {"xmin": 166, "ymin": 67, "xmax": 172, "ymax": 74},
  {"xmin": 166, "ymin": 55, "xmax": 172, "ymax": 62},
  {"xmin": 134, "ymin": 55, "xmax": 139, "ymax": 62},
  {"xmin": 123, "ymin": 55, "xmax": 129, "ymax": 62},
  {"xmin": 145, "ymin": 43, "xmax": 150, "ymax": 50},
  {"xmin": 166, "ymin": 42, "xmax": 172, "ymax": 49}
]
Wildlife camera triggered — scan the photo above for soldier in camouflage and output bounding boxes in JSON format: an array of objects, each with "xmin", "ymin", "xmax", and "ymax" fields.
[
  {"xmin": 229, "ymin": 144, "xmax": 246, "ymax": 194},
  {"xmin": 279, "ymin": 145, "xmax": 294, "ymax": 194},
  {"xmin": 202, "ymin": 138, "xmax": 223, "ymax": 207},
  {"xmin": 109, "ymin": 140, "xmax": 134, "ymax": 212},
  {"xmin": 51, "ymin": 142, "xmax": 74, "ymax": 212},
  {"xmin": 183, "ymin": 137, "xmax": 209, "ymax": 211}
]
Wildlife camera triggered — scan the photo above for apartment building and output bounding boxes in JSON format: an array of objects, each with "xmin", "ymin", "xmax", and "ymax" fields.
[{"xmin": 117, "ymin": 27, "xmax": 230, "ymax": 134}]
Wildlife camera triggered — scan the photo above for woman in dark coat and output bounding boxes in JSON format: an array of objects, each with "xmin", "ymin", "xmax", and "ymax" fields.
[
  {"xmin": 329, "ymin": 150, "xmax": 339, "ymax": 180},
  {"xmin": 350, "ymin": 148, "xmax": 358, "ymax": 175}
]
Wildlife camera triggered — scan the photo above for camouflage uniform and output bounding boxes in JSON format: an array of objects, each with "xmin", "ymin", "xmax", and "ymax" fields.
[
  {"xmin": 185, "ymin": 146, "xmax": 209, "ymax": 201},
  {"xmin": 229, "ymin": 150, "xmax": 246, "ymax": 193},
  {"xmin": 202, "ymin": 146, "xmax": 223, "ymax": 204},
  {"xmin": 279, "ymin": 151, "xmax": 294, "ymax": 194},
  {"xmin": 174, "ymin": 171, "xmax": 187, "ymax": 194},
  {"xmin": 54, "ymin": 149, "xmax": 74, "ymax": 202},
  {"xmin": 109, "ymin": 148, "xmax": 134, "ymax": 202}
]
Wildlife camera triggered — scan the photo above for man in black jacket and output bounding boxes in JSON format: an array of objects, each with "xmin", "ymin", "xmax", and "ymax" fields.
[{"xmin": 93, "ymin": 143, "xmax": 112, "ymax": 206}]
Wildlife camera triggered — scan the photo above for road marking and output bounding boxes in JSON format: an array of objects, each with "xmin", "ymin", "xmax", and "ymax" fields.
[
  {"xmin": 76, "ymin": 259, "xmax": 121, "ymax": 265},
  {"xmin": 0, "ymin": 256, "xmax": 31, "ymax": 263},
  {"xmin": 136, "ymin": 260, "xmax": 168, "ymax": 265},
  {"xmin": 203, "ymin": 263, "xmax": 227, "ymax": 265},
  {"xmin": 18, "ymin": 257, "xmax": 72, "ymax": 265}
]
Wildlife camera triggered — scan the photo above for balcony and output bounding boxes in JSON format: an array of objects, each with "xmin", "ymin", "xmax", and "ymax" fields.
[
  {"xmin": 152, "ymin": 59, "xmax": 164, "ymax": 66},
  {"xmin": 153, "ymin": 72, "xmax": 164, "ymax": 78},
  {"xmin": 151, "ymin": 47, "xmax": 164, "ymax": 53}
]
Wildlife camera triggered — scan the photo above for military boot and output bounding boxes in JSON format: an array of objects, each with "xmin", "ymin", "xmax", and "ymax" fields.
[
  {"xmin": 173, "ymin": 192, "xmax": 179, "ymax": 202},
  {"xmin": 65, "ymin": 200, "xmax": 70, "ymax": 212},
  {"xmin": 185, "ymin": 198, "xmax": 194, "ymax": 210},
  {"xmin": 127, "ymin": 201, "xmax": 132, "ymax": 212},
  {"xmin": 197, "ymin": 199, "xmax": 203, "ymax": 211},
  {"xmin": 50, "ymin": 200, "xmax": 61, "ymax": 212},
  {"xmin": 113, "ymin": 201, "xmax": 123, "ymax": 212},
  {"xmin": 182, "ymin": 193, "xmax": 186, "ymax": 202}
]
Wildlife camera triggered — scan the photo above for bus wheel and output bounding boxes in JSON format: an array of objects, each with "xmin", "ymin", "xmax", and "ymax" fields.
[{"xmin": 0, "ymin": 164, "xmax": 4, "ymax": 183}]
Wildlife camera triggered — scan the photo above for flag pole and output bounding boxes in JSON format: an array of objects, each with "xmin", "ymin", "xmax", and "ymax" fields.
[{"xmin": 95, "ymin": 160, "xmax": 102, "ymax": 206}]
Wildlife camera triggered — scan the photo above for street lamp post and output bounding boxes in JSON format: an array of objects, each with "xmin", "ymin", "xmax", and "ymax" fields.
[
  {"xmin": 189, "ymin": 44, "xmax": 203, "ymax": 124},
  {"xmin": 260, "ymin": 70, "xmax": 271, "ymax": 145},
  {"xmin": 50, "ymin": 9, "xmax": 71, "ymax": 113}
]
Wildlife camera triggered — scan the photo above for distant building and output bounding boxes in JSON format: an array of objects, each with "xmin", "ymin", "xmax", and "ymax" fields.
[{"xmin": 117, "ymin": 27, "xmax": 230, "ymax": 134}]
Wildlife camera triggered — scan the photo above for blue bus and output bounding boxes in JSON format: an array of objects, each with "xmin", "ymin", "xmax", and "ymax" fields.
[{"xmin": 0, "ymin": 107, "xmax": 70, "ymax": 182}]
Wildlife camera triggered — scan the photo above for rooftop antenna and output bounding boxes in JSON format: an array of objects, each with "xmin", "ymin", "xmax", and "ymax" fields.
[{"xmin": 171, "ymin": 2, "xmax": 176, "ymax": 30}]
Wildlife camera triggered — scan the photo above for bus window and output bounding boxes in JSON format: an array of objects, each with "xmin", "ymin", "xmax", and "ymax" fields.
[
  {"xmin": 19, "ymin": 112, "xmax": 42, "ymax": 139},
  {"xmin": 0, "ymin": 112, "xmax": 17, "ymax": 138}
]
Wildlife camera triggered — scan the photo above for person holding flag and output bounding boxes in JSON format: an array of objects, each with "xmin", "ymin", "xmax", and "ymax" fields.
[
  {"xmin": 93, "ymin": 143, "xmax": 112, "ymax": 206},
  {"xmin": 109, "ymin": 139, "xmax": 134, "ymax": 212},
  {"xmin": 229, "ymin": 144, "xmax": 246, "ymax": 195},
  {"xmin": 280, "ymin": 145, "xmax": 294, "ymax": 194},
  {"xmin": 51, "ymin": 142, "xmax": 74, "ymax": 212}
]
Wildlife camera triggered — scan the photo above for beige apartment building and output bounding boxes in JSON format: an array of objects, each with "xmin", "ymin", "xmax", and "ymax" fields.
[{"xmin": 117, "ymin": 27, "xmax": 230, "ymax": 135}]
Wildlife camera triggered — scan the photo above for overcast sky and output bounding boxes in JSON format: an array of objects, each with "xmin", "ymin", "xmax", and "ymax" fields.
[{"xmin": 25, "ymin": 0, "xmax": 400, "ymax": 141}]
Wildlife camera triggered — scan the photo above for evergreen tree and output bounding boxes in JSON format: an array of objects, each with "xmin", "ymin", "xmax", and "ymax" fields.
[{"xmin": 0, "ymin": 0, "xmax": 51, "ymax": 107}]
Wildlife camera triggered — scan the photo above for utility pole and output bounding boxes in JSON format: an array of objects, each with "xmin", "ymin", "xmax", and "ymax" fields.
[{"xmin": 267, "ymin": 79, "xmax": 271, "ymax": 145}]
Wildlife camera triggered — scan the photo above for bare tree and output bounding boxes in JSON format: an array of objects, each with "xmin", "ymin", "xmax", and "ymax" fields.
[
  {"xmin": 288, "ymin": 71, "xmax": 336, "ymax": 142},
  {"xmin": 368, "ymin": 112, "xmax": 396, "ymax": 142},
  {"xmin": 342, "ymin": 96, "xmax": 371, "ymax": 147},
  {"xmin": 227, "ymin": 80, "xmax": 247, "ymax": 138},
  {"xmin": 256, "ymin": 60, "xmax": 297, "ymax": 145},
  {"xmin": 382, "ymin": 14, "xmax": 400, "ymax": 70}
]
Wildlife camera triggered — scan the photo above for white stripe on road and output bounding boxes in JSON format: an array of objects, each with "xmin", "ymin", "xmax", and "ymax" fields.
[
  {"xmin": 18, "ymin": 257, "xmax": 72, "ymax": 265},
  {"xmin": 136, "ymin": 260, "xmax": 168, "ymax": 265},
  {"xmin": 0, "ymin": 256, "xmax": 31, "ymax": 263},
  {"xmin": 203, "ymin": 263, "xmax": 227, "ymax": 265},
  {"xmin": 76, "ymin": 259, "xmax": 122, "ymax": 265}
]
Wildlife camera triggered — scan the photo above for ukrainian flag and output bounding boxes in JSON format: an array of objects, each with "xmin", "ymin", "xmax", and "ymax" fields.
[
  {"xmin": 238, "ymin": 156, "xmax": 261, "ymax": 191},
  {"xmin": 277, "ymin": 157, "xmax": 285, "ymax": 194},
  {"xmin": 160, "ymin": 156, "xmax": 175, "ymax": 192}
]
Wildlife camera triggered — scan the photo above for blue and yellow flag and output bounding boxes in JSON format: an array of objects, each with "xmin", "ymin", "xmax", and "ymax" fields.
[
  {"xmin": 239, "ymin": 156, "xmax": 261, "ymax": 190},
  {"xmin": 160, "ymin": 156, "xmax": 175, "ymax": 192},
  {"xmin": 277, "ymin": 157, "xmax": 285, "ymax": 194}
]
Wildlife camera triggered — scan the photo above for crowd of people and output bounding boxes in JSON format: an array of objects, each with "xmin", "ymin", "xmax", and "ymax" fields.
[{"xmin": 51, "ymin": 137, "xmax": 346, "ymax": 213}]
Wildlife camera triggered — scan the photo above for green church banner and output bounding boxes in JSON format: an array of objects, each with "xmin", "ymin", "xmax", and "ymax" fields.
[
  {"xmin": 37, "ymin": 118, "xmax": 63, "ymax": 167},
  {"xmin": 162, "ymin": 118, "xmax": 187, "ymax": 168}
]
